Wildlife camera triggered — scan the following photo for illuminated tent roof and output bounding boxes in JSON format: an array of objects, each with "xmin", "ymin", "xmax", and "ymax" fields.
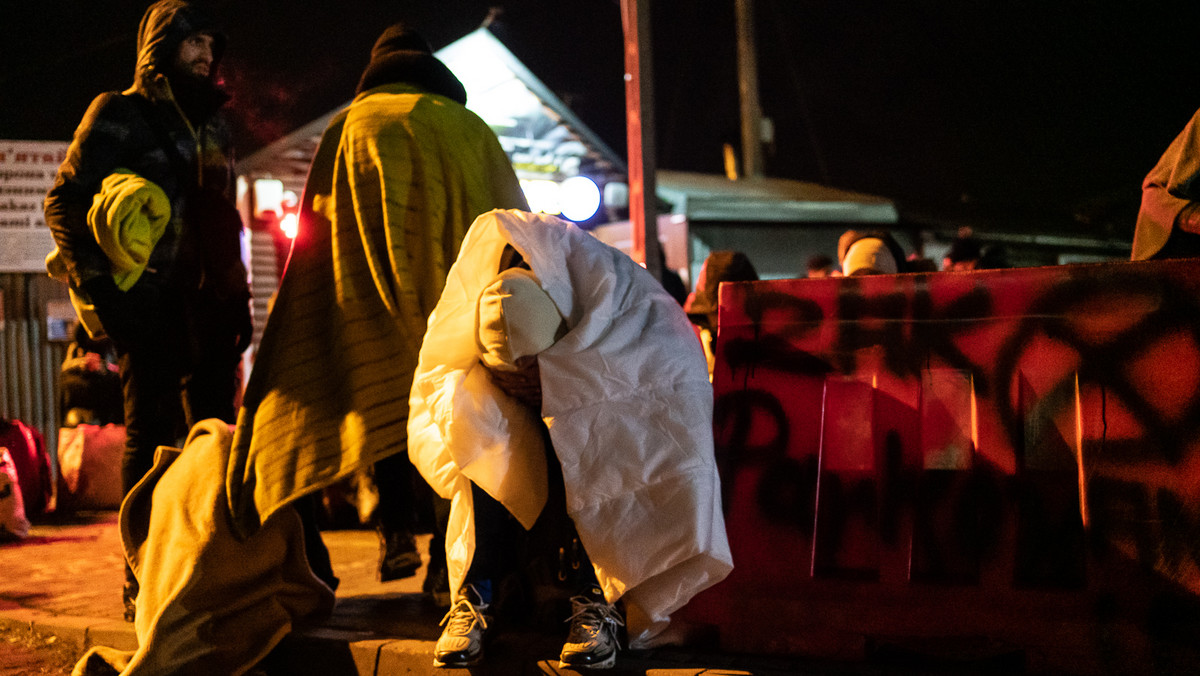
[
  {"xmin": 436, "ymin": 29, "xmax": 626, "ymax": 184},
  {"xmin": 237, "ymin": 27, "xmax": 626, "ymax": 188}
]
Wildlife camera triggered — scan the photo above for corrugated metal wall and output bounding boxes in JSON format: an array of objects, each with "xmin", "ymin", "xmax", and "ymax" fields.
[
  {"xmin": 0, "ymin": 272, "xmax": 69, "ymax": 460},
  {"xmin": 0, "ymin": 233, "xmax": 281, "ymax": 463}
]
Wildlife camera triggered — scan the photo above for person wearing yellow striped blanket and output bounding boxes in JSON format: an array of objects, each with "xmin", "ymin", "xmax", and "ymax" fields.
[{"xmin": 228, "ymin": 21, "xmax": 528, "ymax": 607}]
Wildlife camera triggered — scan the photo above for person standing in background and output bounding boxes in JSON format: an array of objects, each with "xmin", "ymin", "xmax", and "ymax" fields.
[
  {"xmin": 228, "ymin": 22, "xmax": 529, "ymax": 600},
  {"xmin": 43, "ymin": 0, "xmax": 252, "ymax": 622}
]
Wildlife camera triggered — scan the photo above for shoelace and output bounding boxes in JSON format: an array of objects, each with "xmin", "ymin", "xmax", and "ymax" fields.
[
  {"xmin": 440, "ymin": 595, "xmax": 489, "ymax": 634},
  {"xmin": 565, "ymin": 596, "xmax": 625, "ymax": 637}
]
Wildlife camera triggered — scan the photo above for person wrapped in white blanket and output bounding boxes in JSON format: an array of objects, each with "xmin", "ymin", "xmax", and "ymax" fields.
[{"xmin": 409, "ymin": 209, "xmax": 733, "ymax": 669}]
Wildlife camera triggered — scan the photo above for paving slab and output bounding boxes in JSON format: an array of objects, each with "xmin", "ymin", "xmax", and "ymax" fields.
[{"xmin": 0, "ymin": 511, "xmax": 874, "ymax": 675}]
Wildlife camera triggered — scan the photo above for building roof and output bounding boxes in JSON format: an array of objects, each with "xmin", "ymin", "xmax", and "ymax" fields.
[
  {"xmin": 657, "ymin": 170, "xmax": 897, "ymax": 224},
  {"xmin": 236, "ymin": 27, "xmax": 898, "ymax": 225}
]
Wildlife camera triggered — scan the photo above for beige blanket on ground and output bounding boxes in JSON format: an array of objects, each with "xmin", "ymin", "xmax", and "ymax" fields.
[{"xmin": 73, "ymin": 420, "xmax": 335, "ymax": 676}]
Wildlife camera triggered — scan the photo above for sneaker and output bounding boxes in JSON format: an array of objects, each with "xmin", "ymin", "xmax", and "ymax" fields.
[
  {"xmin": 433, "ymin": 585, "xmax": 491, "ymax": 668},
  {"xmin": 559, "ymin": 587, "xmax": 624, "ymax": 669}
]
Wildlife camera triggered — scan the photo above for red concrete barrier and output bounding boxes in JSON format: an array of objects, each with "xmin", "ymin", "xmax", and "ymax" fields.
[{"xmin": 687, "ymin": 259, "xmax": 1200, "ymax": 674}]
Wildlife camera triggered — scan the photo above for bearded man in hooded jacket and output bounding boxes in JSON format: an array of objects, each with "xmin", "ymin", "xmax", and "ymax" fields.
[{"xmin": 43, "ymin": 0, "xmax": 252, "ymax": 621}]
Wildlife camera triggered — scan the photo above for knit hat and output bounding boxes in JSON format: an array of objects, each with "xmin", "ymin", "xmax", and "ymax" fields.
[
  {"xmin": 355, "ymin": 23, "xmax": 467, "ymax": 103},
  {"xmin": 368, "ymin": 23, "xmax": 434, "ymax": 57}
]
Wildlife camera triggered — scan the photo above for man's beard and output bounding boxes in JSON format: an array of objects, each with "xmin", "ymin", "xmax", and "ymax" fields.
[{"xmin": 169, "ymin": 68, "xmax": 227, "ymax": 127}]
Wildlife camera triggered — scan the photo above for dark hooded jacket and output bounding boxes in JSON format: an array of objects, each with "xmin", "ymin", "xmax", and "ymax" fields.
[{"xmin": 44, "ymin": 0, "xmax": 240, "ymax": 293}]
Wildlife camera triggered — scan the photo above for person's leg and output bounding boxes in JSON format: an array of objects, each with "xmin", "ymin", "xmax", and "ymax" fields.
[
  {"xmin": 434, "ymin": 482, "xmax": 519, "ymax": 668},
  {"xmin": 423, "ymin": 493, "xmax": 451, "ymax": 606},
  {"xmin": 181, "ymin": 332, "xmax": 238, "ymax": 427},
  {"xmin": 541, "ymin": 438, "xmax": 623, "ymax": 670},
  {"xmin": 118, "ymin": 346, "xmax": 185, "ymax": 497},
  {"xmin": 116, "ymin": 333, "xmax": 186, "ymax": 622},
  {"xmin": 557, "ymin": 532, "xmax": 624, "ymax": 670},
  {"xmin": 372, "ymin": 452, "xmax": 421, "ymax": 581},
  {"xmin": 462, "ymin": 482, "xmax": 521, "ymax": 594}
]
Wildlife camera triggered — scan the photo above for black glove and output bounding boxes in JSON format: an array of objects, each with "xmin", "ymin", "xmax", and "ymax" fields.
[
  {"xmin": 81, "ymin": 275, "xmax": 159, "ymax": 349},
  {"xmin": 80, "ymin": 275, "xmax": 129, "ymax": 346},
  {"xmin": 80, "ymin": 274, "xmax": 120, "ymax": 306}
]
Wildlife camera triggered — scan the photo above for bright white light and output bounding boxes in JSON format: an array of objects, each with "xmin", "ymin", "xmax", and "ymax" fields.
[
  {"xmin": 280, "ymin": 212, "xmax": 299, "ymax": 239},
  {"xmin": 253, "ymin": 178, "xmax": 284, "ymax": 219},
  {"xmin": 472, "ymin": 78, "xmax": 541, "ymax": 128},
  {"xmin": 560, "ymin": 176, "xmax": 601, "ymax": 222},
  {"xmin": 521, "ymin": 179, "xmax": 561, "ymax": 215}
]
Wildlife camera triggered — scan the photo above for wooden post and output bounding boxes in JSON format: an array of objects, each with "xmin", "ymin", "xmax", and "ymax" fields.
[
  {"xmin": 736, "ymin": 0, "xmax": 764, "ymax": 179},
  {"xmin": 621, "ymin": 0, "xmax": 661, "ymax": 281}
]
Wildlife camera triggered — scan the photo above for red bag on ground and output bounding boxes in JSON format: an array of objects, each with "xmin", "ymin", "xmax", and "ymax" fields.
[
  {"xmin": 57, "ymin": 424, "xmax": 125, "ymax": 511},
  {"xmin": 0, "ymin": 418, "xmax": 53, "ymax": 516},
  {"xmin": 0, "ymin": 447, "xmax": 31, "ymax": 539}
]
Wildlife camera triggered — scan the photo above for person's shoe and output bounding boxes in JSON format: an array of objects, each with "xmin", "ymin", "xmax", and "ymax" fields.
[
  {"xmin": 559, "ymin": 587, "xmax": 624, "ymax": 669},
  {"xmin": 433, "ymin": 585, "xmax": 491, "ymax": 668},
  {"xmin": 122, "ymin": 581, "xmax": 138, "ymax": 623},
  {"xmin": 378, "ymin": 527, "xmax": 422, "ymax": 582}
]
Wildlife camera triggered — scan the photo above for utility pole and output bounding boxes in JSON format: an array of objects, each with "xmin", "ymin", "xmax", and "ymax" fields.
[
  {"xmin": 621, "ymin": 0, "xmax": 661, "ymax": 281},
  {"xmin": 735, "ymin": 0, "xmax": 764, "ymax": 179}
]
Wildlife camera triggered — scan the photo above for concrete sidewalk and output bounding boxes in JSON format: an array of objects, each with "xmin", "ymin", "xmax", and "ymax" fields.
[{"xmin": 0, "ymin": 511, "xmax": 857, "ymax": 675}]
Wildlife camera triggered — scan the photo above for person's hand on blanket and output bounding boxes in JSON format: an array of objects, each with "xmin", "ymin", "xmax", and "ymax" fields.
[{"xmin": 484, "ymin": 355, "xmax": 541, "ymax": 410}]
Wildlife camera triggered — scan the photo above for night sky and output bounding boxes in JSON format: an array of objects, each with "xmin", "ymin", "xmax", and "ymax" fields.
[{"xmin": 5, "ymin": 0, "xmax": 1200, "ymax": 243}]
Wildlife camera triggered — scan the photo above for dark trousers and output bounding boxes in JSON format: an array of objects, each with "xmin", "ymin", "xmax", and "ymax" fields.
[
  {"xmin": 116, "ymin": 301, "xmax": 238, "ymax": 494},
  {"xmin": 373, "ymin": 451, "xmax": 419, "ymax": 534},
  {"xmin": 113, "ymin": 288, "xmax": 239, "ymax": 587},
  {"xmin": 464, "ymin": 429, "xmax": 599, "ymax": 596}
]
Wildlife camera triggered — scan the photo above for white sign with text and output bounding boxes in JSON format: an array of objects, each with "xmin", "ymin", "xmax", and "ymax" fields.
[{"xmin": 1, "ymin": 140, "xmax": 69, "ymax": 272}]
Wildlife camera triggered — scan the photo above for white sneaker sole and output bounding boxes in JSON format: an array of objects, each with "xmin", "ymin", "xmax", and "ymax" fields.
[
  {"xmin": 433, "ymin": 652, "xmax": 482, "ymax": 669},
  {"xmin": 558, "ymin": 650, "xmax": 617, "ymax": 670}
]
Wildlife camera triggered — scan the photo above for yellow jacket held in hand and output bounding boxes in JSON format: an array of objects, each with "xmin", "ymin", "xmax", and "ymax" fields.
[
  {"xmin": 45, "ymin": 169, "xmax": 170, "ymax": 338},
  {"xmin": 88, "ymin": 168, "xmax": 171, "ymax": 290}
]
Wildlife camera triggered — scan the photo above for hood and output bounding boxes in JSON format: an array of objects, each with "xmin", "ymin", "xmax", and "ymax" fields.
[{"xmin": 132, "ymin": 0, "xmax": 227, "ymax": 94}]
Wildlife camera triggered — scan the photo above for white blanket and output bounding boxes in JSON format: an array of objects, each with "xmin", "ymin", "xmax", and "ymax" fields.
[{"xmin": 408, "ymin": 209, "xmax": 732, "ymax": 647}]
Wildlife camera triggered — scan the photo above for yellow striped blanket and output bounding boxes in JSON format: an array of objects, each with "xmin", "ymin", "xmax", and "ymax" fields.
[{"xmin": 228, "ymin": 83, "xmax": 527, "ymax": 537}]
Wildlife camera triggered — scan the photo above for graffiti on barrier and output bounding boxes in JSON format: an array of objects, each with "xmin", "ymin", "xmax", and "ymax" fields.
[{"xmin": 712, "ymin": 260, "xmax": 1200, "ymax": 594}]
